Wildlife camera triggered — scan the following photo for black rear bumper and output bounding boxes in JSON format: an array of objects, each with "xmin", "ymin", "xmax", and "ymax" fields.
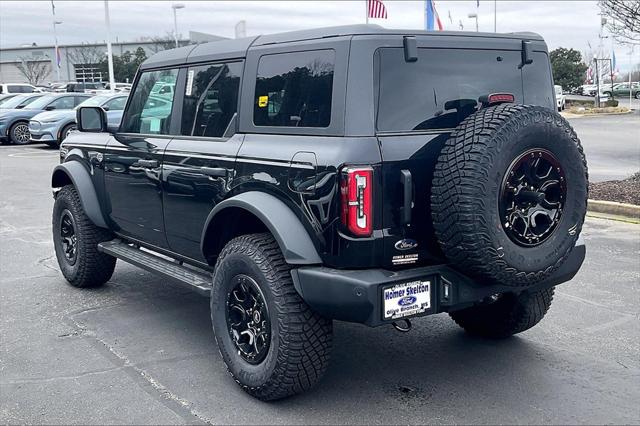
[{"xmin": 291, "ymin": 242, "xmax": 585, "ymax": 327}]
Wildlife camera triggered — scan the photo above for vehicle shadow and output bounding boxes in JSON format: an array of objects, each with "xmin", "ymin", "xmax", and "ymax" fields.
[{"xmin": 72, "ymin": 271, "xmax": 562, "ymax": 423}]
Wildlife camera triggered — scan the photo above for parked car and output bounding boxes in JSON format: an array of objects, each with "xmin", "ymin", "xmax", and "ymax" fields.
[
  {"xmin": 0, "ymin": 93, "xmax": 20, "ymax": 107},
  {"xmin": 53, "ymin": 25, "xmax": 587, "ymax": 400},
  {"xmin": 88, "ymin": 82, "xmax": 133, "ymax": 95},
  {"xmin": 0, "ymin": 93, "xmax": 91, "ymax": 144},
  {"xmin": 0, "ymin": 83, "xmax": 42, "ymax": 94},
  {"xmin": 0, "ymin": 93, "xmax": 45, "ymax": 110},
  {"xmin": 603, "ymin": 82, "xmax": 640, "ymax": 99},
  {"xmin": 30, "ymin": 93, "xmax": 128, "ymax": 147},
  {"xmin": 554, "ymin": 85, "xmax": 566, "ymax": 111}
]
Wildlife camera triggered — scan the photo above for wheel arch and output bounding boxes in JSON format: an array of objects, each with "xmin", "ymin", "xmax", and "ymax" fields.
[
  {"xmin": 52, "ymin": 162, "xmax": 108, "ymax": 229},
  {"xmin": 201, "ymin": 192, "xmax": 322, "ymax": 266}
]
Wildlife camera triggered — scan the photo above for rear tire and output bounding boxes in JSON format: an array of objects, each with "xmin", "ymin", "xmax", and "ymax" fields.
[
  {"xmin": 52, "ymin": 185, "xmax": 116, "ymax": 288},
  {"xmin": 9, "ymin": 121, "xmax": 30, "ymax": 145},
  {"xmin": 450, "ymin": 287, "xmax": 555, "ymax": 338},
  {"xmin": 635, "ymin": 92, "xmax": 640, "ymax": 100},
  {"xmin": 211, "ymin": 233, "xmax": 332, "ymax": 401}
]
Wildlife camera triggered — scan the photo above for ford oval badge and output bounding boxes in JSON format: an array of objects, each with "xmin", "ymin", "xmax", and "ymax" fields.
[
  {"xmin": 398, "ymin": 296, "xmax": 417, "ymax": 306},
  {"xmin": 395, "ymin": 238, "xmax": 418, "ymax": 251}
]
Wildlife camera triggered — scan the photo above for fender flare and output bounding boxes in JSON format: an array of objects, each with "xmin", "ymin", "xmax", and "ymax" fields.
[
  {"xmin": 201, "ymin": 192, "xmax": 322, "ymax": 265},
  {"xmin": 51, "ymin": 162, "xmax": 108, "ymax": 229}
]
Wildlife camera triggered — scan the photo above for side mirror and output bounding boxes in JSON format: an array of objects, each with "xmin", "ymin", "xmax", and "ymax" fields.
[
  {"xmin": 76, "ymin": 106, "xmax": 108, "ymax": 133},
  {"xmin": 44, "ymin": 105, "xmax": 56, "ymax": 111},
  {"xmin": 102, "ymin": 105, "xmax": 110, "ymax": 111}
]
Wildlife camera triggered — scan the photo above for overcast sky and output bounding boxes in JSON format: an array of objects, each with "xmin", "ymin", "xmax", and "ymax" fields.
[{"xmin": 0, "ymin": 1, "xmax": 637, "ymax": 70}]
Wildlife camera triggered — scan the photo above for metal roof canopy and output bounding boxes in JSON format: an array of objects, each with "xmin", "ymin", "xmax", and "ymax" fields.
[{"xmin": 140, "ymin": 24, "xmax": 544, "ymax": 70}]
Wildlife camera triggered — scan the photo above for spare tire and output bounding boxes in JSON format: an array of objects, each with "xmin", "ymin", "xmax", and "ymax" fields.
[{"xmin": 431, "ymin": 104, "xmax": 588, "ymax": 286}]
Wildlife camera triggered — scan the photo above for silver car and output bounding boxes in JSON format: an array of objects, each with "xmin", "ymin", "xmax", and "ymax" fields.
[{"xmin": 29, "ymin": 93, "xmax": 127, "ymax": 147}]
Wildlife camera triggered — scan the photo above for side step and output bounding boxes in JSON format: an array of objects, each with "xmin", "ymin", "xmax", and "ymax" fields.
[{"xmin": 98, "ymin": 239, "xmax": 212, "ymax": 296}]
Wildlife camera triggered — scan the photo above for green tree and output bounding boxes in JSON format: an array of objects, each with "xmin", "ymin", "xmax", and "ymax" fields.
[
  {"xmin": 99, "ymin": 47, "xmax": 148, "ymax": 83},
  {"xmin": 550, "ymin": 48, "xmax": 588, "ymax": 91}
]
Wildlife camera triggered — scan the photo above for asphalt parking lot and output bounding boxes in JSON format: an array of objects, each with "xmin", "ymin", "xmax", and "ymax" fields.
[{"xmin": 1, "ymin": 130, "xmax": 639, "ymax": 424}]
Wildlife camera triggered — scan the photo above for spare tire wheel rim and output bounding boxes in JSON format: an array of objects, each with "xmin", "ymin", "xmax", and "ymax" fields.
[
  {"xmin": 226, "ymin": 274, "xmax": 271, "ymax": 364},
  {"xmin": 500, "ymin": 149, "xmax": 567, "ymax": 247}
]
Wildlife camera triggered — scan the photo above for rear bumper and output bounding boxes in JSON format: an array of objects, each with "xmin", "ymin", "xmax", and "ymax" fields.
[{"xmin": 291, "ymin": 242, "xmax": 585, "ymax": 327}]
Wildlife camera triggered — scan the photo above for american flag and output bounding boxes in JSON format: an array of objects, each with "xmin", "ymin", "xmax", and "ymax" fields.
[{"xmin": 367, "ymin": 0, "xmax": 388, "ymax": 19}]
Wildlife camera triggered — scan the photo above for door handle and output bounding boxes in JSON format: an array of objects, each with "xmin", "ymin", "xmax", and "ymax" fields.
[
  {"xmin": 200, "ymin": 167, "xmax": 227, "ymax": 177},
  {"xmin": 137, "ymin": 159, "xmax": 158, "ymax": 168}
]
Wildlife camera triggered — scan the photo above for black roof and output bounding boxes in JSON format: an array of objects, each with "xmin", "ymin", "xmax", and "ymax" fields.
[{"xmin": 141, "ymin": 24, "xmax": 543, "ymax": 70}]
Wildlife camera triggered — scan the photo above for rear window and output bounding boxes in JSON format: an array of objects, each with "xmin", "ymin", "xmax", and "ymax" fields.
[
  {"xmin": 254, "ymin": 49, "xmax": 335, "ymax": 128},
  {"xmin": 376, "ymin": 48, "xmax": 545, "ymax": 132}
]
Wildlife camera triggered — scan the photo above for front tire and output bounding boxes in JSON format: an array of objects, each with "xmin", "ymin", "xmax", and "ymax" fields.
[
  {"xmin": 59, "ymin": 123, "xmax": 77, "ymax": 146},
  {"xmin": 450, "ymin": 287, "xmax": 555, "ymax": 338},
  {"xmin": 211, "ymin": 233, "xmax": 332, "ymax": 401},
  {"xmin": 53, "ymin": 185, "xmax": 116, "ymax": 288},
  {"xmin": 635, "ymin": 92, "xmax": 640, "ymax": 100},
  {"xmin": 9, "ymin": 121, "xmax": 30, "ymax": 145}
]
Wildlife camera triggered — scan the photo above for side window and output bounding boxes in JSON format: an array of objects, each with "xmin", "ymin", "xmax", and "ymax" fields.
[
  {"xmin": 74, "ymin": 96, "xmax": 90, "ymax": 106},
  {"xmin": 48, "ymin": 96, "xmax": 75, "ymax": 110},
  {"xmin": 254, "ymin": 50, "xmax": 335, "ymax": 128},
  {"xmin": 105, "ymin": 97, "xmax": 127, "ymax": 111},
  {"xmin": 181, "ymin": 62, "xmax": 242, "ymax": 137},
  {"xmin": 121, "ymin": 68, "xmax": 179, "ymax": 135}
]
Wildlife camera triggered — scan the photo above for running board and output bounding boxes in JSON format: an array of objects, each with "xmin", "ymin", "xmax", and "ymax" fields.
[{"xmin": 98, "ymin": 239, "xmax": 212, "ymax": 296}]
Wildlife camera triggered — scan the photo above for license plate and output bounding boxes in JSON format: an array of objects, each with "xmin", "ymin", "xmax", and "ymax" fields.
[{"xmin": 383, "ymin": 279, "xmax": 431, "ymax": 320}]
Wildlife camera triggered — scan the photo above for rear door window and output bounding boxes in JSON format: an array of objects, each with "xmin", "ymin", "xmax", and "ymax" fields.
[
  {"xmin": 181, "ymin": 61, "xmax": 242, "ymax": 137},
  {"xmin": 105, "ymin": 96, "xmax": 127, "ymax": 111},
  {"xmin": 121, "ymin": 68, "xmax": 179, "ymax": 135},
  {"xmin": 253, "ymin": 49, "xmax": 335, "ymax": 128},
  {"xmin": 375, "ymin": 48, "xmax": 524, "ymax": 132}
]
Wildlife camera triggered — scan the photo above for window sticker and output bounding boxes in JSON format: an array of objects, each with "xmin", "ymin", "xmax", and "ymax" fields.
[
  {"xmin": 185, "ymin": 70, "xmax": 195, "ymax": 96},
  {"xmin": 258, "ymin": 95, "xmax": 268, "ymax": 108},
  {"xmin": 149, "ymin": 118, "xmax": 161, "ymax": 133}
]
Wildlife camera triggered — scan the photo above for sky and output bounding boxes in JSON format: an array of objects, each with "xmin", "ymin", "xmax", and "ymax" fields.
[{"xmin": 0, "ymin": 1, "xmax": 637, "ymax": 71}]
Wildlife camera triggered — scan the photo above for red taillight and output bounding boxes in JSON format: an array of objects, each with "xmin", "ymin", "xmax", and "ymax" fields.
[
  {"xmin": 488, "ymin": 93, "xmax": 515, "ymax": 103},
  {"xmin": 340, "ymin": 167, "xmax": 373, "ymax": 237}
]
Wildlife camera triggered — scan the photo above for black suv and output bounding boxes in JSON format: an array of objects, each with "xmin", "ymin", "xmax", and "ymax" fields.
[{"xmin": 51, "ymin": 25, "xmax": 588, "ymax": 400}]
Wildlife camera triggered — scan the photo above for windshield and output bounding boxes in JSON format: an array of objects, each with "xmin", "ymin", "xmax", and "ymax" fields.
[
  {"xmin": 0, "ymin": 96, "xmax": 17, "ymax": 106},
  {"xmin": 24, "ymin": 95, "xmax": 58, "ymax": 110},
  {"xmin": 76, "ymin": 95, "xmax": 110, "ymax": 108},
  {"xmin": 0, "ymin": 94, "xmax": 42, "ymax": 109}
]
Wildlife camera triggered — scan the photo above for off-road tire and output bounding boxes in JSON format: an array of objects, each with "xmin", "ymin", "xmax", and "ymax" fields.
[
  {"xmin": 9, "ymin": 121, "xmax": 30, "ymax": 145},
  {"xmin": 450, "ymin": 287, "xmax": 555, "ymax": 338},
  {"xmin": 431, "ymin": 104, "xmax": 588, "ymax": 287},
  {"xmin": 211, "ymin": 233, "xmax": 332, "ymax": 401},
  {"xmin": 52, "ymin": 185, "xmax": 116, "ymax": 287}
]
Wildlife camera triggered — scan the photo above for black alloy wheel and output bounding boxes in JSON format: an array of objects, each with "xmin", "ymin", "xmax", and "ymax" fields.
[
  {"xmin": 500, "ymin": 149, "xmax": 567, "ymax": 247},
  {"xmin": 59, "ymin": 209, "xmax": 78, "ymax": 264},
  {"xmin": 226, "ymin": 274, "xmax": 271, "ymax": 364}
]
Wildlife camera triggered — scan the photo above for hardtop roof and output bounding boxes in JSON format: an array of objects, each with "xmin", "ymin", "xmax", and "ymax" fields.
[{"xmin": 140, "ymin": 24, "xmax": 544, "ymax": 70}]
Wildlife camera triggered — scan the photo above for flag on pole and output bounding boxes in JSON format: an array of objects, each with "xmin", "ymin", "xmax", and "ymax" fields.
[
  {"xmin": 425, "ymin": 0, "xmax": 443, "ymax": 31},
  {"xmin": 367, "ymin": 0, "xmax": 388, "ymax": 19}
]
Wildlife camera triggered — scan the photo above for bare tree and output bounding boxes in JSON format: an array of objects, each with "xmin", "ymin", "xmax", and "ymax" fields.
[
  {"xmin": 145, "ymin": 32, "xmax": 183, "ymax": 53},
  {"xmin": 16, "ymin": 56, "xmax": 51, "ymax": 85},
  {"xmin": 67, "ymin": 43, "xmax": 105, "ymax": 66},
  {"xmin": 599, "ymin": 0, "xmax": 640, "ymax": 45}
]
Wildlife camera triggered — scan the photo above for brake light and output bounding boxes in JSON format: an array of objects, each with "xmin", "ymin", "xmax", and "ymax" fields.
[
  {"xmin": 340, "ymin": 167, "xmax": 373, "ymax": 237},
  {"xmin": 479, "ymin": 93, "xmax": 515, "ymax": 107}
]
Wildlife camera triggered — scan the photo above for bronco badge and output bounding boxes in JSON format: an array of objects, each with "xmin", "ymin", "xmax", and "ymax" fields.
[{"xmin": 395, "ymin": 238, "xmax": 418, "ymax": 251}]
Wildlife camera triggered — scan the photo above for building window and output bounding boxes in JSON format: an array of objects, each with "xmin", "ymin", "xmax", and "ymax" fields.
[{"xmin": 74, "ymin": 64, "xmax": 103, "ymax": 83}]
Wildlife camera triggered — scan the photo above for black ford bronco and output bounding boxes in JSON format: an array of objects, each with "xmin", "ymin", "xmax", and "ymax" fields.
[{"xmin": 51, "ymin": 25, "xmax": 588, "ymax": 400}]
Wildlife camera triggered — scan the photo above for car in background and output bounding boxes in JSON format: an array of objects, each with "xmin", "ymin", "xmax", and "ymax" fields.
[
  {"xmin": 88, "ymin": 82, "xmax": 133, "ymax": 95},
  {"xmin": 0, "ymin": 83, "xmax": 42, "ymax": 94},
  {"xmin": 603, "ymin": 82, "xmax": 640, "ymax": 99},
  {"xmin": 30, "ymin": 93, "xmax": 128, "ymax": 147},
  {"xmin": 52, "ymin": 82, "xmax": 104, "ymax": 93},
  {"xmin": 0, "ymin": 93, "xmax": 91, "ymax": 144},
  {"xmin": 0, "ymin": 93, "xmax": 45, "ymax": 110},
  {"xmin": 554, "ymin": 85, "xmax": 566, "ymax": 111}
]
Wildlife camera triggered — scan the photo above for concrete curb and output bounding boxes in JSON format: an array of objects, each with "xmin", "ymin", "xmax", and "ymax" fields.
[
  {"xmin": 587, "ymin": 199, "xmax": 640, "ymax": 222},
  {"xmin": 562, "ymin": 110, "xmax": 633, "ymax": 118}
]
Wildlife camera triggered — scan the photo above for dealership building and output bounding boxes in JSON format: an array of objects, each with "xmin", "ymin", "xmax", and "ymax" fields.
[{"xmin": 0, "ymin": 31, "xmax": 225, "ymax": 84}]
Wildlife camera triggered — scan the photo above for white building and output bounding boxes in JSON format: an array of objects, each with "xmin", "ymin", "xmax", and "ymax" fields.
[{"xmin": 0, "ymin": 31, "xmax": 225, "ymax": 84}]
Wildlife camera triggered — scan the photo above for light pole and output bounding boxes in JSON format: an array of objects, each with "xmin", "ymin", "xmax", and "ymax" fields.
[
  {"xmin": 172, "ymin": 3, "xmax": 185, "ymax": 48},
  {"xmin": 104, "ymin": 1, "xmax": 116, "ymax": 92},
  {"xmin": 468, "ymin": 13, "xmax": 478, "ymax": 32},
  {"xmin": 50, "ymin": 1, "xmax": 62, "ymax": 82}
]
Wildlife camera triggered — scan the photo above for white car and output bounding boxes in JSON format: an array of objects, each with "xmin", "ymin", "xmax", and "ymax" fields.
[
  {"xmin": 554, "ymin": 85, "xmax": 566, "ymax": 111},
  {"xmin": 0, "ymin": 83, "xmax": 42, "ymax": 94}
]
